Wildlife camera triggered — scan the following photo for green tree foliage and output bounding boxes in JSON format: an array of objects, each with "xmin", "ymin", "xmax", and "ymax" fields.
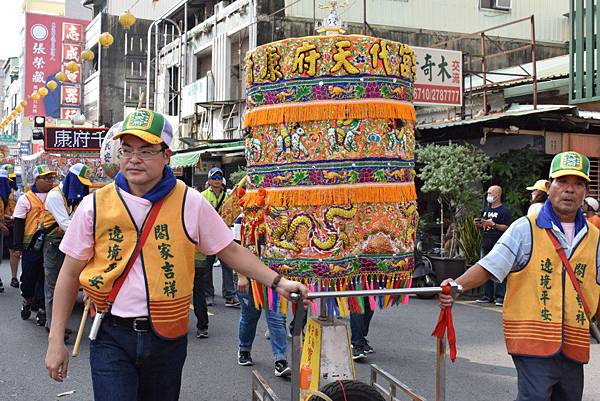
[
  {"xmin": 228, "ymin": 166, "xmax": 247, "ymax": 188},
  {"xmin": 490, "ymin": 146, "xmax": 546, "ymax": 217},
  {"xmin": 417, "ymin": 143, "xmax": 491, "ymax": 256},
  {"xmin": 417, "ymin": 143, "xmax": 491, "ymax": 219}
]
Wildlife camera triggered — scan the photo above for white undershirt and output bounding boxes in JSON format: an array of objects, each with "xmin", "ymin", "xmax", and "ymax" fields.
[{"xmin": 562, "ymin": 222, "xmax": 575, "ymax": 246}]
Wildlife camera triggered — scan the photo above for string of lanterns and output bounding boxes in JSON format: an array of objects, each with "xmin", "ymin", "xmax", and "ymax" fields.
[{"xmin": 0, "ymin": 9, "xmax": 137, "ymax": 131}]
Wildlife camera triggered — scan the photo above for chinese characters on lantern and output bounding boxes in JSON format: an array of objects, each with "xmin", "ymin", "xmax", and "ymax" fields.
[{"xmin": 248, "ymin": 37, "xmax": 462, "ymax": 107}]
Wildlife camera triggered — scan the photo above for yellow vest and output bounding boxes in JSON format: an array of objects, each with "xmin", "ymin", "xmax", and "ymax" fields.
[
  {"xmin": 80, "ymin": 181, "xmax": 196, "ymax": 339},
  {"xmin": 5, "ymin": 190, "xmax": 16, "ymax": 217},
  {"xmin": 23, "ymin": 191, "xmax": 46, "ymax": 248},
  {"xmin": 503, "ymin": 215, "xmax": 600, "ymax": 363},
  {"xmin": 42, "ymin": 187, "xmax": 68, "ymax": 243},
  {"xmin": 201, "ymin": 188, "xmax": 227, "ymax": 211}
]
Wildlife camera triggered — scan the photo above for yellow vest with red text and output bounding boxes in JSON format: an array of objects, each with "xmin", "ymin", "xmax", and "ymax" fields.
[
  {"xmin": 80, "ymin": 181, "xmax": 196, "ymax": 340},
  {"xmin": 42, "ymin": 186, "xmax": 68, "ymax": 244},
  {"xmin": 503, "ymin": 215, "xmax": 600, "ymax": 363},
  {"xmin": 23, "ymin": 191, "xmax": 46, "ymax": 248}
]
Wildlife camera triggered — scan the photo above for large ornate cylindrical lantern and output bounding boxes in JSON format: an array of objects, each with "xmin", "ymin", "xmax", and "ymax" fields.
[{"xmin": 240, "ymin": 34, "xmax": 418, "ymax": 314}]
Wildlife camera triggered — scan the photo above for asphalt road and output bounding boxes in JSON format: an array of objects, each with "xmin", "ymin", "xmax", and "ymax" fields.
[{"xmin": 1, "ymin": 263, "xmax": 600, "ymax": 401}]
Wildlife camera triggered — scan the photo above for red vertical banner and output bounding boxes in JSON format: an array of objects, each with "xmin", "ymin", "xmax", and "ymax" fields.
[{"xmin": 24, "ymin": 13, "xmax": 89, "ymax": 119}]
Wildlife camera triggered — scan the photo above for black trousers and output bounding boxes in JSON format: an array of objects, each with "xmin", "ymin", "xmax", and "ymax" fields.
[
  {"xmin": 192, "ymin": 267, "xmax": 208, "ymax": 330},
  {"xmin": 20, "ymin": 249, "xmax": 45, "ymax": 310}
]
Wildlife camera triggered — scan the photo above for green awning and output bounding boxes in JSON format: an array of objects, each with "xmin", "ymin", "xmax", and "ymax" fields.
[{"xmin": 170, "ymin": 151, "xmax": 201, "ymax": 168}]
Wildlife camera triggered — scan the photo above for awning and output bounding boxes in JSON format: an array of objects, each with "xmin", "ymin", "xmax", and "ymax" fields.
[
  {"xmin": 170, "ymin": 141, "xmax": 245, "ymax": 168},
  {"xmin": 170, "ymin": 151, "xmax": 201, "ymax": 168}
]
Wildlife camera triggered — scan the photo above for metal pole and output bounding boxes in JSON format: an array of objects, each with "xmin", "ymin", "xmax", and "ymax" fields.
[
  {"xmin": 154, "ymin": 23, "xmax": 160, "ymax": 109},
  {"xmin": 435, "ymin": 336, "xmax": 447, "ymax": 401},
  {"xmin": 480, "ymin": 33, "xmax": 487, "ymax": 115},
  {"xmin": 296, "ymin": 286, "xmax": 457, "ymax": 300},
  {"xmin": 290, "ymin": 305, "xmax": 306, "ymax": 401},
  {"xmin": 146, "ymin": 20, "xmax": 158, "ymax": 108},
  {"xmin": 530, "ymin": 14, "xmax": 537, "ymax": 110},
  {"xmin": 363, "ymin": 0, "xmax": 367, "ymax": 35}
]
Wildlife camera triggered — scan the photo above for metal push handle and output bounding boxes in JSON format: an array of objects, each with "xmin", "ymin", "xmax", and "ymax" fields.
[{"xmin": 289, "ymin": 282, "xmax": 462, "ymax": 401}]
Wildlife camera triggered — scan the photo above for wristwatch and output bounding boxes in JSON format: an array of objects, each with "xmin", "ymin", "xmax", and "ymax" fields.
[{"xmin": 270, "ymin": 273, "xmax": 283, "ymax": 290}]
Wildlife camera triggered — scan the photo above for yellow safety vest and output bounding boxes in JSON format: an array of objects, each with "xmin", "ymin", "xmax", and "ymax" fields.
[
  {"xmin": 503, "ymin": 215, "xmax": 600, "ymax": 363},
  {"xmin": 80, "ymin": 181, "xmax": 196, "ymax": 340},
  {"xmin": 201, "ymin": 188, "xmax": 227, "ymax": 211},
  {"xmin": 23, "ymin": 191, "xmax": 46, "ymax": 248}
]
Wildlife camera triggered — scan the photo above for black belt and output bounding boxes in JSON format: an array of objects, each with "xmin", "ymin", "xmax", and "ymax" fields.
[{"xmin": 108, "ymin": 314, "xmax": 151, "ymax": 332}]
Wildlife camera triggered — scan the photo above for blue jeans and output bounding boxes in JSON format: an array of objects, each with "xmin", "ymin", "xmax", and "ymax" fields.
[
  {"xmin": 89, "ymin": 319, "xmax": 187, "ymax": 401},
  {"xmin": 238, "ymin": 288, "xmax": 287, "ymax": 361},
  {"xmin": 350, "ymin": 299, "xmax": 374, "ymax": 348},
  {"xmin": 481, "ymin": 248, "xmax": 506, "ymax": 301},
  {"xmin": 512, "ymin": 354, "xmax": 583, "ymax": 401}
]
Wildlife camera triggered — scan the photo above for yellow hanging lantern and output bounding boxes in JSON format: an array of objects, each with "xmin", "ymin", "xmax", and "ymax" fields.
[
  {"xmin": 38, "ymin": 87, "xmax": 49, "ymax": 97},
  {"xmin": 65, "ymin": 61, "xmax": 79, "ymax": 73},
  {"xmin": 31, "ymin": 92, "xmax": 41, "ymax": 101},
  {"xmin": 47, "ymin": 80, "xmax": 58, "ymax": 92},
  {"xmin": 99, "ymin": 32, "xmax": 114, "ymax": 48},
  {"xmin": 15, "ymin": 106, "xmax": 23, "ymax": 113},
  {"xmin": 20, "ymin": 100, "xmax": 27, "ymax": 107},
  {"xmin": 81, "ymin": 49, "xmax": 95, "ymax": 62},
  {"xmin": 119, "ymin": 10, "xmax": 136, "ymax": 30},
  {"xmin": 55, "ymin": 71, "xmax": 67, "ymax": 82}
]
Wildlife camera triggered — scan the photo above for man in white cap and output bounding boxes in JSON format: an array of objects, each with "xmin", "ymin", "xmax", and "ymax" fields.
[
  {"xmin": 43, "ymin": 162, "xmax": 93, "ymax": 333},
  {"xmin": 440, "ymin": 151, "xmax": 600, "ymax": 401},
  {"xmin": 45, "ymin": 109, "xmax": 308, "ymax": 401},
  {"xmin": 583, "ymin": 196, "xmax": 600, "ymax": 229},
  {"xmin": 13, "ymin": 164, "xmax": 57, "ymax": 326}
]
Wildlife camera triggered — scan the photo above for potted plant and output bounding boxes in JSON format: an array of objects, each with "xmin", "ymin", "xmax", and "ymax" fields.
[{"xmin": 416, "ymin": 143, "xmax": 491, "ymax": 281}]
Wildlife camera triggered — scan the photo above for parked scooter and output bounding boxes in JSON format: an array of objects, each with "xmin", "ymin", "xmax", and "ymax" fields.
[{"xmin": 412, "ymin": 241, "xmax": 437, "ymax": 299}]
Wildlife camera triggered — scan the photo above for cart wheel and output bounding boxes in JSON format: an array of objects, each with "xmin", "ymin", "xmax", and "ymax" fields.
[
  {"xmin": 307, "ymin": 380, "xmax": 385, "ymax": 401},
  {"xmin": 414, "ymin": 273, "xmax": 437, "ymax": 299}
]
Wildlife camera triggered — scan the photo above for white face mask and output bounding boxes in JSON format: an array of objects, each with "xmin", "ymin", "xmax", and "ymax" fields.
[{"xmin": 486, "ymin": 194, "xmax": 495, "ymax": 204}]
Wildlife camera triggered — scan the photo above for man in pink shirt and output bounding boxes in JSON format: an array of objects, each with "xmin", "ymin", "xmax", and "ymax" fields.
[
  {"xmin": 45, "ymin": 109, "xmax": 308, "ymax": 401},
  {"xmin": 13, "ymin": 164, "xmax": 57, "ymax": 327}
]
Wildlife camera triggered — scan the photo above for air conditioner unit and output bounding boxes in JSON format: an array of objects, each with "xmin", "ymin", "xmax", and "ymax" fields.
[
  {"xmin": 179, "ymin": 122, "xmax": 192, "ymax": 138},
  {"xmin": 494, "ymin": 0, "xmax": 511, "ymax": 10}
]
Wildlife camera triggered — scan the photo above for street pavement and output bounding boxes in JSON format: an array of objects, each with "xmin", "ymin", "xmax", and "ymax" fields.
[{"xmin": 1, "ymin": 263, "xmax": 600, "ymax": 401}]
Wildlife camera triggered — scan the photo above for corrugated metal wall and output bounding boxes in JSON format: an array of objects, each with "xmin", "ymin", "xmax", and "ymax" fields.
[{"xmin": 285, "ymin": 0, "xmax": 568, "ymax": 43}]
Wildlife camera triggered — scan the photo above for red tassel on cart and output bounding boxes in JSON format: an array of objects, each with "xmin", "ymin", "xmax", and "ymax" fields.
[{"xmin": 431, "ymin": 285, "xmax": 457, "ymax": 362}]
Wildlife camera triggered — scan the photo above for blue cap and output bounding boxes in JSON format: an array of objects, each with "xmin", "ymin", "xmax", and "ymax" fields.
[{"xmin": 208, "ymin": 167, "xmax": 223, "ymax": 178}]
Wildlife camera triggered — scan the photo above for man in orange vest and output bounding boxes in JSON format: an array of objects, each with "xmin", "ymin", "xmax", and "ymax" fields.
[
  {"xmin": 13, "ymin": 165, "xmax": 57, "ymax": 327},
  {"xmin": 440, "ymin": 151, "xmax": 600, "ymax": 401},
  {"xmin": 44, "ymin": 109, "xmax": 308, "ymax": 401}
]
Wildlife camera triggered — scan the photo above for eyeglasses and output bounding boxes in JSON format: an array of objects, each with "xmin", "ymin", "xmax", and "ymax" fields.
[
  {"xmin": 38, "ymin": 175, "xmax": 56, "ymax": 181},
  {"xmin": 119, "ymin": 147, "xmax": 164, "ymax": 160}
]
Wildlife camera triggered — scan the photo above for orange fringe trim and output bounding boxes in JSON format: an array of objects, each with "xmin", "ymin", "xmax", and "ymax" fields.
[
  {"xmin": 242, "ymin": 183, "xmax": 416, "ymax": 207},
  {"xmin": 244, "ymin": 100, "xmax": 416, "ymax": 127}
]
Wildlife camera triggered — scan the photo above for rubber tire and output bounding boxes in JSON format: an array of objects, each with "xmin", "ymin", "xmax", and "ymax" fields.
[
  {"xmin": 414, "ymin": 273, "xmax": 437, "ymax": 299},
  {"xmin": 307, "ymin": 380, "xmax": 386, "ymax": 401}
]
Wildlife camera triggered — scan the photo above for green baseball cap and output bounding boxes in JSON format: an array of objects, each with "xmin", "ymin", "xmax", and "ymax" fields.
[
  {"xmin": 69, "ymin": 163, "xmax": 93, "ymax": 186},
  {"xmin": 112, "ymin": 109, "xmax": 173, "ymax": 147},
  {"xmin": 2, "ymin": 163, "xmax": 15, "ymax": 179},
  {"xmin": 33, "ymin": 164, "xmax": 56, "ymax": 180},
  {"xmin": 549, "ymin": 151, "xmax": 590, "ymax": 182}
]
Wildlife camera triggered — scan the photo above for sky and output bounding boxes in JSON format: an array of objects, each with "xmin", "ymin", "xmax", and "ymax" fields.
[{"xmin": 0, "ymin": 0, "xmax": 25, "ymax": 60}]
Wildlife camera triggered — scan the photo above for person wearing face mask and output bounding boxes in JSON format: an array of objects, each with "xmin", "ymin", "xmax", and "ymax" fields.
[
  {"xmin": 475, "ymin": 185, "xmax": 512, "ymax": 306},
  {"xmin": 526, "ymin": 179, "xmax": 549, "ymax": 216}
]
